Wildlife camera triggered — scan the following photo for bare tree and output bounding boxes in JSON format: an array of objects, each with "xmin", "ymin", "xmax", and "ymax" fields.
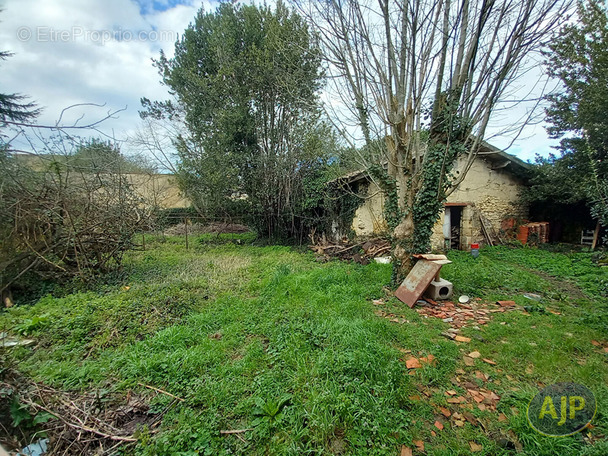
[
  {"xmin": 295, "ymin": 0, "xmax": 572, "ymax": 278},
  {"xmin": 128, "ymin": 111, "xmax": 182, "ymax": 175}
]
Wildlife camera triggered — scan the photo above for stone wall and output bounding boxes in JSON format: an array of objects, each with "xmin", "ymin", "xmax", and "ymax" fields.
[
  {"xmin": 126, "ymin": 174, "xmax": 190, "ymax": 209},
  {"xmin": 351, "ymin": 182, "xmax": 388, "ymax": 236}
]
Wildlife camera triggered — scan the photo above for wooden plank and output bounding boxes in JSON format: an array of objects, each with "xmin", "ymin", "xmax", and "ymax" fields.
[
  {"xmin": 591, "ymin": 220, "xmax": 601, "ymax": 250},
  {"xmin": 413, "ymin": 253, "xmax": 450, "ymax": 261},
  {"xmin": 479, "ymin": 215, "xmax": 494, "ymax": 246},
  {"xmin": 581, "ymin": 229, "xmax": 595, "ymax": 245},
  {"xmin": 479, "ymin": 213, "xmax": 503, "ymax": 245},
  {"xmin": 395, "ymin": 260, "xmax": 443, "ymax": 308}
]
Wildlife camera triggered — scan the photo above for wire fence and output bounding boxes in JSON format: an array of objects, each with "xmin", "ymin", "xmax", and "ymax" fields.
[{"xmin": 139, "ymin": 213, "xmax": 258, "ymax": 251}]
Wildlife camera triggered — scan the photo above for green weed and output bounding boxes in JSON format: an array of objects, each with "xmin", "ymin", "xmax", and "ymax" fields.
[{"xmin": 0, "ymin": 241, "xmax": 606, "ymax": 455}]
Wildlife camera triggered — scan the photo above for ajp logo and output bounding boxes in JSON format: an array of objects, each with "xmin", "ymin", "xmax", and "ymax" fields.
[{"xmin": 527, "ymin": 383, "xmax": 596, "ymax": 436}]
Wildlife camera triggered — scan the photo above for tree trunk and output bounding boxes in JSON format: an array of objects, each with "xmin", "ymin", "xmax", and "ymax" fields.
[{"xmin": 391, "ymin": 210, "xmax": 415, "ymax": 284}]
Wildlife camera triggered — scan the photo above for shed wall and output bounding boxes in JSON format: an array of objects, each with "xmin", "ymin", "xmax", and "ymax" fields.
[{"xmin": 350, "ymin": 156, "xmax": 527, "ymax": 250}]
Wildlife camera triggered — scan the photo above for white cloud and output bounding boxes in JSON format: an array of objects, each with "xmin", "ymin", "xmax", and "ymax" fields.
[
  {"xmin": 0, "ymin": 0, "xmax": 209, "ymax": 150},
  {"xmin": 1, "ymin": 0, "xmax": 559, "ymax": 161}
]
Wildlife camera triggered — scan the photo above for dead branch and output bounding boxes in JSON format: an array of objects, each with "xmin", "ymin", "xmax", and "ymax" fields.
[
  {"xmin": 138, "ymin": 383, "xmax": 185, "ymax": 402},
  {"xmin": 220, "ymin": 429, "xmax": 253, "ymax": 435},
  {"xmin": 20, "ymin": 398, "xmax": 137, "ymax": 443}
]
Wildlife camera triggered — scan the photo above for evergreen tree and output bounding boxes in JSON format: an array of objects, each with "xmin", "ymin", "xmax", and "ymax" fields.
[{"xmin": 0, "ymin": 51, "xmax": 40, "ymax": 127}]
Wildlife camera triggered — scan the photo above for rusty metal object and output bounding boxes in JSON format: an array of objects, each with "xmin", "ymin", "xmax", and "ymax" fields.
[{"xmin": 395, "ymin": 260, "xmax": 444, "ymax": 308}]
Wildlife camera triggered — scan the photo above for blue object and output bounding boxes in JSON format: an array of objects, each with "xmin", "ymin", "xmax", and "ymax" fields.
[{"xmin": 20, "ymin": 439, "xmax": 49, "ymax": 456}]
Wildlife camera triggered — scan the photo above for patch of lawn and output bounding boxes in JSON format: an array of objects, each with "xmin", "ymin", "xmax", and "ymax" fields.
[{"xmin": 1, "ymin": 240, "xmax": 607, "ymax": 455}]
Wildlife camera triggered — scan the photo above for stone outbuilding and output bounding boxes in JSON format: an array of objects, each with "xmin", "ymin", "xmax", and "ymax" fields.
[{"xmin": 336, "ymin": 142, "xmax": 530, "ymax": 251}]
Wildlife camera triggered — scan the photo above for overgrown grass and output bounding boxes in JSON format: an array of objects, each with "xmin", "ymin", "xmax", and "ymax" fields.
[{"xmin": 1, "ymin": 239, "xmax": 607, "ymax": 455}]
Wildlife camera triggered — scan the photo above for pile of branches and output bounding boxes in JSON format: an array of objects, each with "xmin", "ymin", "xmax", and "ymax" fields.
[
  {"xmin": 309, "ymin": 233, "xmax": 391, "ymax": 264},
  {"xmin": 0, "ymin": 151, "xmax": 151, "ymax": 295},
  {"xmin": 0, "ymin": 372, "xmax": 162, "ymax": 454}
]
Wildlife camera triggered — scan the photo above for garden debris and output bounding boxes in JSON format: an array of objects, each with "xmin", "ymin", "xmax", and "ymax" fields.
[
  {"xmin": 454, "ymin": 336, "xmax": 471, "ymax": 343},
  {"xmin": 496, "ymin": 300, "xmax": 516, "ymax": 307},
  {"xmin": 0, "ymin": 332, "xmax": 35, "ymax": 348},
  {"xmin": 462, "ymin": 412, "xmax": 479, "ymax": 426},
  {"xmin": 1, "ymin": 372, "xmax": 158, "ymax": 455},
  {"xmin": 463, "ymin": 356, "xmax": 475, "ymax": 366},
  {"xmin": 372, "ymin": 307, "xmax": 409, "ymax": 324},
  {"xmin": 469, "ymin": 441, "xmax": 483, "ymax": 452},
  {"xmin": 590, "ymin": 340, "xmax": 608, "ymax": 353},
  {"xmin": 220, "ymin": 429, "xmax": 252, "ymax": 435},
  {"xmin": 453, "ymin": 418, "xmax": 465, "ymax": 427},
  {"xmin": 437, "ymin": 379, "xmax": 502, "ymax": 422},
  {"xmin": 523, "ymin": 293, "xmax": 542, "ymax": 301},
  {"xmin": 468, "ymin": 351, "xmax": 481, "ymax": 359},
  {"xmin": 434, "ymin": 420, "xmax": 444, "ymax": 430},
  {"xmin": 394, "ymin": 256, "xmax": 451, "ymax": 307},
  {"xmin": 405, "ymin": 354, "xmax": 436, "ymax": 369},
  {"xmin": 406, "ymin": 357, "xmax": 422, "ymax": 369},
  {"xmin": 374, "ymin": 256, "xmax": 391, "ymax": 264},
  {"xmin": 138, "ymin": 383, "xmax": 184, "ymax": 402},
  {"xmin": 413, "ymin": 440, "xmax": 425, "ymax": 452},
  {"xmin": 415, "ymin": 297, "xmax": 519, "ymax": 331},
  {"xmin": 475, "ymin": 371, "xmax": 488, "ymax": 381},
  {"xmin": 19, "ymin": 438, "xmax": 49, "ymax": 456},
  {"xmin": 458, "ymin": 295, "xmax": 470, "ymax": 304},
  {"xmin": 400, "ymin": 446, "xmax": 413, "ymax": 456},
  {"xmin": 310, "ymin": 237, "xmax": 390, "ymax": 264}
]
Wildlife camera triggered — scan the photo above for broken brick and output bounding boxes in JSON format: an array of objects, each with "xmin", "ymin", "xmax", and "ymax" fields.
[
  {"xmin": 401, "ymin": 446, "xmax": 413, "ymax": 456},
  {"xmin": 455, "ymin": 335, "xmax": 471, "ymax": 343},
  {"xmin": 463, "ymin": 356, "xmax": 475, "ymax": 367},
  {"xmin": 462, "ymin": 412, "xmax": 479, "ymax": 426},
  {"xmin": 406, "ymin": 357, "xmax": 422, "ymax": 369}
]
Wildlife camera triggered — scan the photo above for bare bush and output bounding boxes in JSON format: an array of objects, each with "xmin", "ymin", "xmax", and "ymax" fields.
[{"xmin": 0, "ymin": 144, "xmax": 150, "ymax": 294}]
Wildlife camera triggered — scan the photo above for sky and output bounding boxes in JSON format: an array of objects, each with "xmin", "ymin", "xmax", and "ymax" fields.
[
  {"xmin": 0, "ymin": 0, "xmax": 212, "ymax": 154},
  {"xmin": 0, "ymin": 0, "xmax": 561, "ymax": 163}
]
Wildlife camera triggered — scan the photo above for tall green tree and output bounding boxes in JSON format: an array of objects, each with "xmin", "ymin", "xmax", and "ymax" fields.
[
  {"xmin": 150, "ymin": 1, "xmax": 329, "ymax": 237},
  {"xmin": 543, "ymin": 0, "xmax": 608, "ymax": 229}
]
